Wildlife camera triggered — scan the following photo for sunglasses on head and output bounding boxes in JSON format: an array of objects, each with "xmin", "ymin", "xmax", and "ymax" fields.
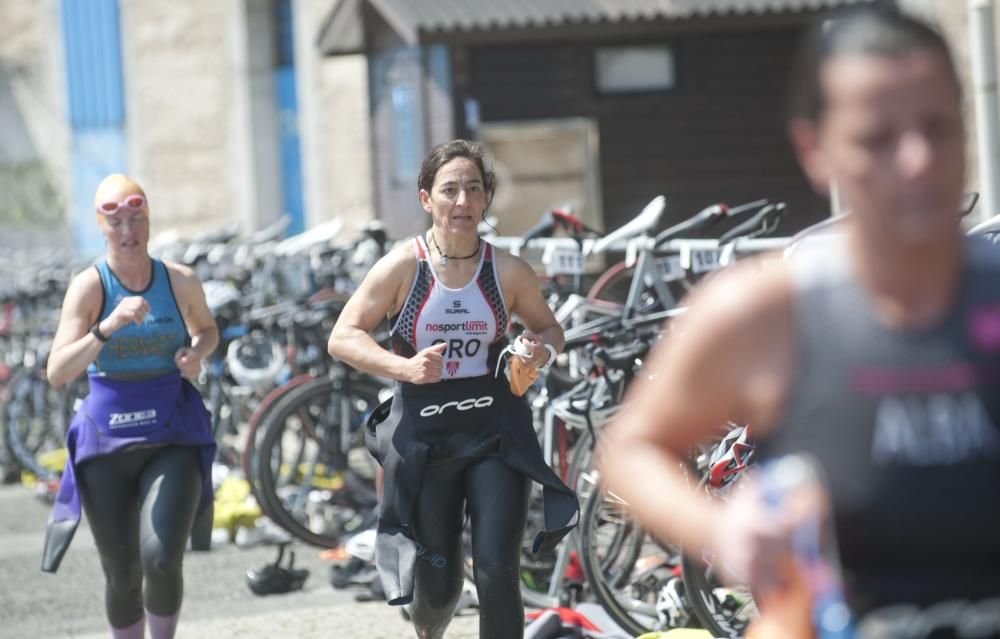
[{"xmin": 97, "ymin": 194, "xmax": 146, "ymax": 215}]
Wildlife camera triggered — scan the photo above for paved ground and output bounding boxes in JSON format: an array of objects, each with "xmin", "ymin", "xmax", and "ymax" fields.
[{"xmin": 0, "ymin": 484, "xmax": 479, "ymax": 639}]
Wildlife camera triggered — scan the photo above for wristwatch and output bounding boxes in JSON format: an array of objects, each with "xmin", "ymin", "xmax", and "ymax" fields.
[
  {"xmin": 90, "ymin": 324, "xmax": 110, "ymax": 343},
  {"xmin": 537, "ymin": 343, "xmax": 558, "ymax": 372}
]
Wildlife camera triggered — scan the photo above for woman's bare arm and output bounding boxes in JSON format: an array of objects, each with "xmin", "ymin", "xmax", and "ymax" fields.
[
  {"xmin": 46, "ymin": 270, "xmax": 106, "ymax": 388},
  {"xmin": 498, "ymin": 253, "xmax": 564, "ymax": 367},
  {"xmin": 327, "ymin": 243, "xmax": 430, "ymax": 381},
  {"xmin": 597, "ymin": 256, "xmax": 794, "ymax": 553},
  {"xmin": 166, "ymin": 263, "xmax": 218, "ymax": 357}
]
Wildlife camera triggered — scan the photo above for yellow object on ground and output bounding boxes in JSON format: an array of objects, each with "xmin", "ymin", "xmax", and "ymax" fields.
[
  {"xmin": 20, "ymin": 470, "xmax": 38, "ymax": 488},
  {"xmin": 20, "ymin": 448, "xmax": 69, "ymax": 487},
  {"xmin": 276, "ymin": 462, "xmax": 344, "ymax": 491},
  {"xmin": 212, "ymin": 477, "xmax": 262, "ymax": 538},
  {"xmin": 38, "ymin": 448, "xmax": 68, "ymax": 473}
]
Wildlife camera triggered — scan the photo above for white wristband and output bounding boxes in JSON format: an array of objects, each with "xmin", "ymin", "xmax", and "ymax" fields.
[{"xmin": 537, "ymin": 343, "xmax": 558, "ymax": 372}]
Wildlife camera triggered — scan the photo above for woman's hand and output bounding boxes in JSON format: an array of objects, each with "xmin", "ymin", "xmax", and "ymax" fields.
[
  {"xmin": 402, "ymin": 342, "xmax": 448, "ymax": 384},
  {"xmin": 513, "ymin": 331, "xmax": 553, "ymax": 369},
  {"xmin": 708, "ymin": 479, "xmax": 792, "ymax": 592},
  {"xmin": 174, "ymin": 346, "xmax": 203, "ymax": 379},
  {"xmin": 105, "ymin": 296, "xmax": 150, "ymax": 333}
]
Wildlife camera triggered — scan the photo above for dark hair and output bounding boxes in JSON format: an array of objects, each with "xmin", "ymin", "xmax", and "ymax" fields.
[
  {"xmin": 788, "ymin": 5, "xmax": 961, "ymax": 122},
  {"xmin": 417, "ymin": 139, "xmax": 498, "ymax": 211}
]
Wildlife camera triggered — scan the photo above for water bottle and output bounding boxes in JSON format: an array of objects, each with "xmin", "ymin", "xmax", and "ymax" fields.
[{"xmin": 747, "ymin": 453, "xmax": 855, "ymax": 639}]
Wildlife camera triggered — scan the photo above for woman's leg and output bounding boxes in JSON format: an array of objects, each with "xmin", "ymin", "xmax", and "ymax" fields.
[
  {"xmin": 77, "ymin": 451, "xmax": 146, "ymax": 634},
  {"xmin": 137, "ymin": 445, "xmax": 202, "ymax": 639},
  {"xmin": 408, "ymin": 459, "xmax": 468, "ymax": 639},
  {"xmin": 466, "ymin": 456, "xmax": 531, "ymax": 639}
]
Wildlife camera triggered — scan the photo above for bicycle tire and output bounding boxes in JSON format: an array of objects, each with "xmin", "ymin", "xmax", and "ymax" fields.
[
  {"xmin": 4, "ymin": 369, "xmax": 62, "ymax": 480},
  {"xmin": 0, "ymin": 383, "xmax": 13, "ymax": 483},
  {"xmin": 240, "ymin": 374, "xmax": 318, "ymax": 509},
  {"xmin": 587, "ymin": 260, "xmax": 633, "ymax": 305},
  {"xmin": 680, "ymin": 480, "xmax": 758, "ymax": 637},
  {"xmin": 578, "ymin": 484, "xmax": 663, "ymax": 636},
  {"xmin": 587, "ymin": 259, "xmax": 690, "ymax": 313},
  {"xmin": 679, "ymin": 547, "xmax": 756, "ymax": 638},
  {"xmin": 0, "ymin": 368, "xmax": 29, "ymax": 477},
  {"xmin": 254, "ymin": 376, "xmax": 381, "ymax": 548}
]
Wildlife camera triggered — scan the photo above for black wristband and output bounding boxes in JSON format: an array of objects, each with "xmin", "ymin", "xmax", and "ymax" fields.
[{"xmin": 90, "ymin": 324, "xmax": 110, "ymax": 343}]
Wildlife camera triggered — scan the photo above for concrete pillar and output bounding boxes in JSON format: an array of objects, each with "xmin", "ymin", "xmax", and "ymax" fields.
[
  {"xmin": 228, "ymin": 0, "xmax": 284, "ymax": 234},
  {"xmin": 294, "ymin": 0, "xmax": 375, "ymax": 236},
  {"xmin": 0, "ymin": 0, "xmax": 72, "ymax": 251},
  {"xmin": 969, "ymin": 0, "xmax": 1000, "ymax": 220}
]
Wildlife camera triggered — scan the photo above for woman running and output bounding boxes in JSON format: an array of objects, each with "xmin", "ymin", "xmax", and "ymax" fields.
[
  {"xmin": 43, "ymin": 173, "xmax": 218, "ymax": 639},
  {"xmin": 328, "ymin": 139, "xmax": 578, "ymax": 639},
  {"xmin": 600, "ymin": 7, "xmax": 1000, "ymax": 638}
]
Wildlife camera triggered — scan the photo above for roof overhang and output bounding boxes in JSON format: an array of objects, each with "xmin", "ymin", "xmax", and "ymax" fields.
[{"xmin": 317, "ymin": 0, "xmax": 879, "ymax": 56}]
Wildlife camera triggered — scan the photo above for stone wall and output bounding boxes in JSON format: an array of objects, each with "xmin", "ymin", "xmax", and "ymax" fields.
[
  {"xmin": 120, "ymin": 0, "xmax": 238, "ymax": 239},
  {"xmin": 119, "ymin": 0, "xmax": 375, "ymax": 242},
  {"xmin": 294, "ymin": 0, "xmax": 375, "ymax": 238},
  {"xmin": 0, "ymin": 0, "xmax": 993, "ymax": 250},
  {"xmin": 0, "ymin": 0, "xmax": 71, "ymax": 250}
]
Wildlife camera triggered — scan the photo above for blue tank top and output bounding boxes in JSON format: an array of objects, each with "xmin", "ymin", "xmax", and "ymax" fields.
[{"xmin": 88, "ymin": 259, "xmax": 187, "ymax": 377}]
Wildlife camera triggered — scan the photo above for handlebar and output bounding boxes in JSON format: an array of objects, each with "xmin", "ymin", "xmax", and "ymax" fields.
[
  {"xmin": 717, "ymin": 202, "xmax": 786, "ymax": 244},
  {"xmin": 653, "ymin": 203, "xmax": 728, "ymax": 246},
  {"xmin": 654, "ymin": 199, "xmax": 769, "ymax": 247},
  {"xmin": 518, "ymin": 206, "xmax": 602, "ymax": 249}
]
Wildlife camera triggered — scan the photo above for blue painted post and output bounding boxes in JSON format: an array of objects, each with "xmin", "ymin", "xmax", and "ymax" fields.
[
  {"xmin": 274, "ymin": 0, "xmax": 305, "ymax": 236},
  {"xmin": 60, "ymin": 0, "xmax": 127, "ymax": 256}
]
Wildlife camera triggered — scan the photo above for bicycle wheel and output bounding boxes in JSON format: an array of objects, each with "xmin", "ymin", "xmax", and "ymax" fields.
[
  {"xmin": 578, "ymin": 484, "xmax": 689, "ymax": 636},
  {"xmin": 240, "ymin": 374, "xmax": 317, "ymax": 510},
  {"xmin": 680, "ymin": 481, "xmax": 758, "ymax": 636},
  {"xmin": 681, "ymin": 426, "xmax": 759, "ymax": 637},
  {"xmin": 587, "ymin": 259, "xmax": 690, "ymax": 312},
  {"xmin": 0, "ymin": 378, "xmax": 13, "ymax": 483},
  {"xmin": 254, "ymin": 376, "xmax": 382, "ymax": 547},
  {"xmin": 679, "ymin": 545, "xmax": 757, "ymax": 638},
  {"xmin": 0, "ymin": 367, "xmax": 29, "ymax": 477},
  {"xmin": 4, "ymin": 369, "xmax": 64, "ymax": 480}
]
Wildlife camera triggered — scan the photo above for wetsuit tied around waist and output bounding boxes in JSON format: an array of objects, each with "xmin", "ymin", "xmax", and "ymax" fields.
[
  {"xmin": 368, "ymin": 237, "xmax": 578, "ymax": 606},
  {"xmin": 43, "ymin": 258, "xmax": 214, "ymax": 573}
]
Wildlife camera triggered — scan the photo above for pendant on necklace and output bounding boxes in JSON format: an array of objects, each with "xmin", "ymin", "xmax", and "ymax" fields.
[{"xmin": 439, "ymin": 255, "xmax": 448, "ymax": 266}]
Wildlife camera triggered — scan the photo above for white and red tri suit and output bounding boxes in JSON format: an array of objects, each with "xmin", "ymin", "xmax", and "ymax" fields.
[{"xmin": 390, "ymin": 236, "xmax": 509, "ymax": 379}]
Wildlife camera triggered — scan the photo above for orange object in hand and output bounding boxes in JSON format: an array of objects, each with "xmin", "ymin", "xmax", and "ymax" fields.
[
  {"xmin": 496, "ymin": 335, "xmax": 538, "ymax": 396},
  {"xmin": 745, "ymin": 555, "xmax": 815, "ymax": 639},
  {"xmin": 505, "ymin": 354, "xmax": 538, "ymax": 396}
]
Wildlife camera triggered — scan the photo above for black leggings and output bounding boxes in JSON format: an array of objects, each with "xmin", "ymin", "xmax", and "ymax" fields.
[
  {"xmin": 409, "ymin": 454, "xmax": 531, "ymax": 639},
  {"xmin": 78, "ymin": 445, "xmax": 202, "ymax": 628}
]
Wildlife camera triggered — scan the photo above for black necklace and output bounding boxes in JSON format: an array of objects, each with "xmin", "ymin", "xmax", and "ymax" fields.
[{"xmin": 429, "ymin": 233, "xmax": 480, "ymax": 266}]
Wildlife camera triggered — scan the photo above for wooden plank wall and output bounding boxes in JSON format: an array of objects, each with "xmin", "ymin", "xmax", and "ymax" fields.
[{"xmin": 460, "ymin": 27, "xmax": 829, "ymax": 236}]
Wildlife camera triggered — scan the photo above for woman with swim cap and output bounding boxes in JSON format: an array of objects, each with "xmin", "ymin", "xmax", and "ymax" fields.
[{"xmin": 43, "ymin": 174, "xmax": 218, "ymax": 639}]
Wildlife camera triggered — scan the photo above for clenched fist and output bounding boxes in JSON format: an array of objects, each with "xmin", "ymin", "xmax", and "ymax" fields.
[
  {"xmin": 174, "ymin": 346, "xmax": 203, "ymax": 379},
  {"xmin": 401, "ymin": 341, "xmax": 448, "ymax": 384},
  {"xmin": 107, "ymin": 296, "xmax": 150, "ymax": 333},
  {"xmin": 513, "ymin": 331, "xmax": 551, "ymax": 369}
]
